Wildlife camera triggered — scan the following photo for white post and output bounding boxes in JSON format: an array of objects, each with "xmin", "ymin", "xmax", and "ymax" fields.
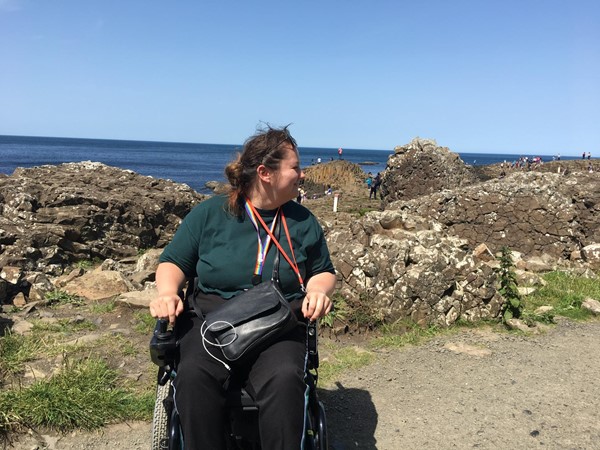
[{"xmin": 333, "ymin": 193, "xmax": 339, "ymax": 213}]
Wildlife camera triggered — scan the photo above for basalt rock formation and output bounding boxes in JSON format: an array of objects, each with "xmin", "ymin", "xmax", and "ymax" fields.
[
  {"xmin": 381, "ymin": 138, "xmax": 481, "ymax": 202},
  {"xmin": 0, "ymin": 162, "xmax": 204, "ymax": 302},
  {"xmin": 387, "ymin": 171, "xmax": 600, "ymax": 260},
  {"xmin": 302, "ymin": 160, "xmax": 366, "ymax": 197},
  {"xmin": 325, "ymin": 210, "xmax": 504, "ymax": 327},
  {"xmin": 2, "ymin": 149, "xmax": 599, "ymax": 329}
]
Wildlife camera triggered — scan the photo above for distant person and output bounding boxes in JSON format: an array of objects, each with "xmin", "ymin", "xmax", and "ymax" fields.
[
  {"xmin": 365, "ymin": 173, "xmax": 373, "ymax": 192},
  {"xmin": 370, "ymin": 173, "xmax": 381, "ymax": 199},
  {"xmin": 582, "ymin": 152, "xmax": 586, "ymax": 159},
  {"xmin": 557, "ymin": 153, "xmax": 561, "ymax": 160},
  {"xmin": 338, "ymin": 148, "xmax": 343, "ymax": 159},
  {"xmin": 317, "ymin": 157, "xmax": 322, "ymax": 164},
  {"xmin": 587, "ymin": 152, "xmax": 591, "ymax": 160}
]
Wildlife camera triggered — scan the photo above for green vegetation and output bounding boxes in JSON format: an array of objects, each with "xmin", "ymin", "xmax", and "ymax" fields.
[
  {"xmin": 0, "ymin": 358, "xmax": 153, "ymax": 433},
  {"xmin": 32, "ymin": 318, "xmax": 97, "ymax": 334},
  {"xmin": 44, "ymin": 290, "xmax": 85, "ymax": 307},
  {"xmin": 134, "ymin": 310, "xmax": 156, "ymax": 334},
  {"xmin": 2, "ymin": 260, "xmax": 597, "ymax": 438},
  {"xmin": 317, "ymin": 345, "xmax": 374, "ymax": 387},
  {"xmin": 371, "ymin": 320, "xmax": 441, "ymax": 348},
  {"xmin": 89, "ymin": 299, "xmax": 117, "ymax": 314},
  {"xmin": 74, "ymin": 257, "xmax": 102, "ymax": 270},
  {"xmin": 495, "ymin": 246, "xmax": 524, "ymax": 322},
  {"xmin": 523, "ymin": 271, "xmax": 600, "ymax": 321},
  {"xmin": 320, "ymin": 293, "xmax": 384, "ymax": 331},
  {"xmin": 0, "ymin": 332, "xmax": 41, "ymax": 378}
]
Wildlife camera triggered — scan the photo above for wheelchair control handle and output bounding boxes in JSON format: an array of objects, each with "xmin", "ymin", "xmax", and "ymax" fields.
[{"xmin": 149, "ymin": 319, "xmax": 178, "ymax": 368}]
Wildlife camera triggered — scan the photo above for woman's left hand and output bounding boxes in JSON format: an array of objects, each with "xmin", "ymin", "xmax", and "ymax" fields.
[{"xmin": 302, "ymin": 290, "xmax": 332, "ymax": 321}]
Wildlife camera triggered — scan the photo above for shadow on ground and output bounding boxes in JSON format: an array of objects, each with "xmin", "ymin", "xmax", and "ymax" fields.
[{"xmin": 319, "ymin": 382, "xmax": 378, "ymax": 450}]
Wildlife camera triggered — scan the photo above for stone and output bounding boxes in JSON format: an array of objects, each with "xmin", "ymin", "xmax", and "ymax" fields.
[
  {"xmin": 581, "ymin": 244, "xmax": 600, "ymax": 269},
  {"xmin": 581, "ymin": 297, "xmax": 600, "ymax": 315},
  {"xmin": 518, "ymin": 287, "xmax": 536, "ymax": 296},
  {"xmin": 505, "ymin": 318, "xmax": 531, "ymax": 333},
  {"xmin": 534, "ymin": 306, "xmax": 554, "ymax": 315},
  {"xmin": 117, "ymin": 287, "xmax": 158, "ymax": 308},
  {"xmin": 135, "ymin": 248, "xmax": 162, "ymax": 272},
  {"xmin": 54, "ymin": 267, "xmax": 84, "ymax": 288},
  {"xmin": 1, "ymin": 266, "xmax": 23, "ymax": 284},
  {"xmin": 473, "ymin": 243, "xmax": 495, "ymax": 262},
  {"xmin": 63, "ymin": 270, "xmax": 132, "ymax": 301},
  {"xmin": 12, "ymin": 319, "xmax": 34, "ymax": 334},
  {"xmin": 12, "ymin": 292, "xmax": 27, "ymax": 307}
]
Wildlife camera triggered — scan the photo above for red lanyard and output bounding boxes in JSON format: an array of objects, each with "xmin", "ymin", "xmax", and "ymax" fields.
[{"xmin": 245, "ymin": 198, "xmax": 305, "ymax": 290}]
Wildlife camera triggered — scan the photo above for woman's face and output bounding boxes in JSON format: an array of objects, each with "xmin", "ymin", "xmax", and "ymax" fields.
[{"xmin": 271, "ymin": 143, "xmax": 305, "ymax": 203}]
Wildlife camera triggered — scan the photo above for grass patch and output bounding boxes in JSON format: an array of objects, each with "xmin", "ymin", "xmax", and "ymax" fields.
[
  {"xmin": 0, "ymin": 332, "xmax": 42, "ymax": 378},
  {"xmin": 73, "ymin": 258, "xmax": 102, "ymax": 270},
  {"xmin": 524, "ymin": 271, "xmax": 600, "ymax": 320},
  {"xmin": 370, "ymin": 320, "xmax": 441, "ymax": 349},
  {"xmin": 89, "ymin": 300, "xmax": 117, "ymax": 314},
  {"xmin": 44, "ymin": 290, "xmax": 85, "ymax": 307},
  {"xmin": 321, "ymin": 294, "xmax": 384, "ymax": 331},
  {"xmin": 318, "ymin": 345, "xmax": 374, "ymax": 387},
  {"xmin": 0, "ymin": 358, "xmax": 153, "ymax": 433},
  {"xmin": 32, "ymin": 318, "xmax": 97, "ymax": 334},
  {"xmin": 134, "ymin": 311, "xmax": 156, "ymax": 335}
]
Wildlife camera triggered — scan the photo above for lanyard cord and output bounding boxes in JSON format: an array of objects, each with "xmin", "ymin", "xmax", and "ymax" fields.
[
  {"xmin": 244, "ymin": 202, "xmax": 279, "ymax": 280},
  {"xmin": 245, "ymin": 198, "xmax": 305, "ymax": 290}
]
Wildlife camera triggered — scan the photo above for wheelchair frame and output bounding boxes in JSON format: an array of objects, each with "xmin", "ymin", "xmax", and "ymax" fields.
[{"xmin": 149, "ymin": 318, "xmax": 328, "ymax": 450}]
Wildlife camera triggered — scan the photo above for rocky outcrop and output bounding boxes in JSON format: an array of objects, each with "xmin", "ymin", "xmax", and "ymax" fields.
[
  {"xmin": 0, "ymin": 162, "xmax": 204, "ymax": 302},
  {"xmin": 385, "ymin": 171, "xmax": 600, "ymax": 259},
  {"xmin": 382, "ymin": 138, "xmax": 480, "ymax": 202},
  {"xmin": 303, "ymin": 160, "xmax": 366, "ymax": 196},
  {"xmin": 326, "ymin": 209, "xmax": 504, "ymax": 327}
]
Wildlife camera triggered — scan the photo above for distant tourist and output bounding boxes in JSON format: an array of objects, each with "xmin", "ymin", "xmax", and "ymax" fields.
[
  {"xmin": 317, "ymin": 157, "xmax": 322, "ymax": 164},
  {"xmin": 588, "ymin": 163, "xmax": 594, "ymax": 173},
  {"xmin": 587, "ymin": 152, "xmax": 591, "ymax": 160},
  {"xmin": 582, "ymin": 152, "xmax": 586, "ymax": 159},
  {"xmin": 557, "ymin": 153, "xmax": 561, "ymax": 160},
  {"xmin": 365, "ymin": 172, "xmax": 373, "ymax": 192},
  {"xmin": 338, "ymin": 148, "xmax": 343, "ymax": 159},
  {"xmin": 370, "ymin": 173, "xmax": 381, "ymax": 199}
]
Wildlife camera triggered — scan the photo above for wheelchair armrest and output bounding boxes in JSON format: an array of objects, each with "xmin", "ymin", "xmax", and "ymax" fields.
[{"xmin": 149, "ymin": 319, "xmax": 178, "ymax": 367}]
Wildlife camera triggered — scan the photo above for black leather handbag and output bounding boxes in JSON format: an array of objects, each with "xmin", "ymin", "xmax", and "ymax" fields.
[{"xmin": 201, "ymin": 242, "xmax": 299, "ymax": 362}]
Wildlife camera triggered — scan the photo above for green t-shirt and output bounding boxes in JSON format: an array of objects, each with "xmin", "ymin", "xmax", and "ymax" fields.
[{"xmin": 159, "ymin": 195, "xmax": 335, "ymax": 301}]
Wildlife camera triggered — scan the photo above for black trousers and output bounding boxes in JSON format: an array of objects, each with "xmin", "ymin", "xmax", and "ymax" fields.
[{"xmin": 173, "ymin": 312, "xmax": 306, "ymax": 450}]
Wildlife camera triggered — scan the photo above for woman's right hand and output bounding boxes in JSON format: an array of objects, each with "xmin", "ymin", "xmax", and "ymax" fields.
[
  {"xmin": 149, "ymin": 293, "xmax": 184, "ymax": 325},
  {"xmin": 151, "ymin": 262, "xmax": 187, "ymax": 324}
]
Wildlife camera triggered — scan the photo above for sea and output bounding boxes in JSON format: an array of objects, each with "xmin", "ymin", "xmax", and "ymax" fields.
[{"xmin": 0, "ymin": 135, "xmax": 578, "ymax": 195}]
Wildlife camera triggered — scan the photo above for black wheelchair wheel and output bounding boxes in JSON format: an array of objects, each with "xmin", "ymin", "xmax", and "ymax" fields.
[
  {"xmin": 151, "ymin": 380, "xmax": 171, "ymax": 450},
  {"xmin": 317, "ymin": 400, "xmax": 328, "ymax": 450},
  {"xmin": 168, "ymin": 404, "xmax": 183, "ymax": 450}
]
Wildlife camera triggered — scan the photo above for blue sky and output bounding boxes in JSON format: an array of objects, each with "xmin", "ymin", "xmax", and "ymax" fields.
[{"xmin": 1, "ymin": 0, "xmax": 599, "ymax": 155}]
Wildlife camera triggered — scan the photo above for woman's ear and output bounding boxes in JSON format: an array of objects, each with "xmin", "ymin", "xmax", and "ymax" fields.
[{"xmin": 256, "ymin": 164, "xmax": 272, "ymax": 183}]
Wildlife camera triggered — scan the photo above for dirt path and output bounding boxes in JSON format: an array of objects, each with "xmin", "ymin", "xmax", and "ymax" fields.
[{"xmin": 8, "ymin": 318, "xmax": 600, "ymax": 450}]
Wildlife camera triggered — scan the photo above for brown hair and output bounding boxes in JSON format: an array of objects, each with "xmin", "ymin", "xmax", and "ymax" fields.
[{"xmin": 224, "ymin": 125, "xmax": 297, "ymax": 215}]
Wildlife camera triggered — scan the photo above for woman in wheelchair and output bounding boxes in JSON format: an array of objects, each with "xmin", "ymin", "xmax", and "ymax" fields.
[{"xmin": 149, "ymin": 126, "xmax": 336, "ymax": 450}]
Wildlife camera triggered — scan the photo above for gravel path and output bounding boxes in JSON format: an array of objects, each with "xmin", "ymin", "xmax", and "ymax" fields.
[{"xmin": 8, "ymin": 318, "xmax": 600, "ymax": 450}]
